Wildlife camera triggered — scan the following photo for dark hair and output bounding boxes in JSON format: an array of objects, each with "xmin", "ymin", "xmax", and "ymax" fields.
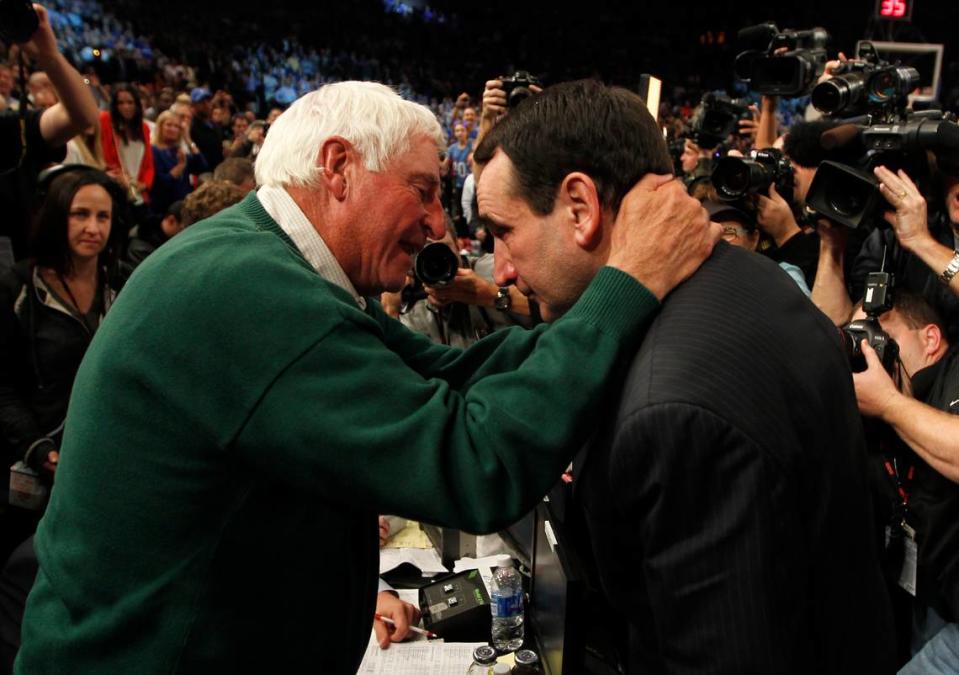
[
  {"xmin": 213, "ymin": 157, "xmax": 255, "ymax": 187},
  {"xmin": 473, "ymin": 79, "xmax": 672, "ymax": 215},
  {"xmin": 31, "ymin": 169, "xmax": 127, "ymax": 276},
  {"xmin": 894, "ymin": 291, "xmax": 946, "ymax": 335},
  {"xmin": 110, "ymin": 83, "xmax": 145, "ymax": 144}
]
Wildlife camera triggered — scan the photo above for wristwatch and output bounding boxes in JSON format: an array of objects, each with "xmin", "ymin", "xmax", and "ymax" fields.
[
  {"xmin": 940, "ymin": 251, "xmax": 959, "ymax": 286},
  {"xmin": 494, "ymin": 286, "xmax": 512, "ymax": 311}
]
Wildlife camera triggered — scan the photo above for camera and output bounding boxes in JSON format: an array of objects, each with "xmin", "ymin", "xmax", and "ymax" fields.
[
  {"xmin": 413, "ymin": 242, "xmax": 459, "ymax": 287},
  {"xmin": 839, "ymin": 272, "xmax": 899, "ymax": 374},
  {"xmin": 498, "ymin": 71, "xmax": 541, "ymax": 108},
  {"xmin": 806, "ymin": 111, "xmax": 959, "ymax": 229},
  {"xmin": 811, "ymin": 43, "xmax": 920, "ymax": 121},
  {"xmin": 400, "ymin": 242, "xmax": 461, "ymax": 313},
  {"xmin": 712, "ymin": 147, "xmax": 794, "ymax": 201},
  {"xmin": 687, "ymin": 93, "xmax": 751, "ymax": 149},
  {"xmin": 735, "ymin": 23, "xmax": 829, "ymax": 97},
  {"xmin": 0, "ymin": 0, "xmax": 38, "ymax": 43}
]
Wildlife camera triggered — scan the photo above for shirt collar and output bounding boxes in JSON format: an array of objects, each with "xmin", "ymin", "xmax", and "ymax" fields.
[{"xmin": 256, "ymin": 185, "xmax": 366, "ymax": 309}]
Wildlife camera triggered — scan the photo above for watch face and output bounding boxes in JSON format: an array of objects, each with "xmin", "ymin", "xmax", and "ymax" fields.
[{"xmin": 495, "ymin": 287, "xmax": 511, "ymax": 310}]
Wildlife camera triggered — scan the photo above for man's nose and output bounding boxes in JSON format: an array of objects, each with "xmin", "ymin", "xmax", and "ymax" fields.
[
  {"xmin": 493, "ymin": 241, "xmax": 517, "ymax": 287},
  {"xmin": 424, "ymin": 197, "xmax": 446, "ymax": 240}
]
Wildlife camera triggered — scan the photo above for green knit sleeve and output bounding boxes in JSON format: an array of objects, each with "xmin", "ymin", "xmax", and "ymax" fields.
[{"xmin": 235, "ymin": 267, "xmax": 658, "ymax": 534}]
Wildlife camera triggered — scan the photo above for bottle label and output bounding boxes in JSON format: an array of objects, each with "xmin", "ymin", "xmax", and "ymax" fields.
[{"xmin": 491, "ymin": 590, "xmax": 522, "ymax": 617}]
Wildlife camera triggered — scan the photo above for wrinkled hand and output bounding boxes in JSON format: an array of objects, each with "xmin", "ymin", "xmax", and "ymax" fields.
[
  {"xmin": 22, "ymin": 5, "xmax": 58, "ymax": 62},
  {"xmin": 426, "ymin": 268, "xmax": 497, "ymax": 308},
  {"xmin": 852, "ymin": 340, "xmax": 902, "ymax": 419},
  {"xmin": 756, "ymin": 183, "xmax": 800, "ymax": 245},
  {"xmin": 875, "ymin": 166, "xmax": 931, "ymax": 253},
  {"xmin": 606, "ymin": 175, "xmax": 719, "ymax": 300},
  {"xmin": 373, "ymin": 592, "xmax": 421, "ymax": 649},
  {"xmin": 379, "ymin": 516, "xmax": 390, "ymax": 547}
]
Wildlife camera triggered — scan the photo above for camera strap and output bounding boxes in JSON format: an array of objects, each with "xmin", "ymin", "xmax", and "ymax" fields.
[{"xmin": 882, "ymin": 450, "xmax": 918, "ymax": 596}]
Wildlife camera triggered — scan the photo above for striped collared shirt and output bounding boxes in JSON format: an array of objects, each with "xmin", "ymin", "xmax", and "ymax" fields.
[{"xmin": 256, "ymin": 185, "xmax": 366, "ymax": 309}]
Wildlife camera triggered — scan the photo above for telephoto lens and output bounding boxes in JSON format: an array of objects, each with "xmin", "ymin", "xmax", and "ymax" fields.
[{"xmin": 412, "ymin": 242, "xmax": 460, "ymax": 287}]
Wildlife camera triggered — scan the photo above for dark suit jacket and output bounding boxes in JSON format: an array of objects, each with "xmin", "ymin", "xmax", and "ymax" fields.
[{"xmin": 573, "ymin": 242, "xmax": 896, "ymax": 674}]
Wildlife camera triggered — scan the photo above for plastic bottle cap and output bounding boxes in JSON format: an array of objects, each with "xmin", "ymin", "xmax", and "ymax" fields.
[{"xmin": 492, "ymin": 664, "xmax": 511, "ymax": 674}]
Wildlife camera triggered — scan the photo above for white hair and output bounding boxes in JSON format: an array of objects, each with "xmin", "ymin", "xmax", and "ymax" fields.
[{"xmin": 254, "ymin": 81, "xmax": 444, "ymax": 189}]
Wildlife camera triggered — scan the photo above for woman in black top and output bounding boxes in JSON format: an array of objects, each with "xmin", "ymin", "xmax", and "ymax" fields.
[{"xmin": 0, "ymin": 168, "xmax": 124, "ymax": 483}]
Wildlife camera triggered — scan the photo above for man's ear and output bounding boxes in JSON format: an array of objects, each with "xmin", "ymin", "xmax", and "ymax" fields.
[
  {"xmin": 922, "ymin": 323, "xmax": 945, "ymax": 360},
  {"xmin": 318, "ymin": 136, "xmax": 351, "ymax": 200},
  {"xmin": 560, "ymin": 172, "xmax": 603, "ymax": 251}
]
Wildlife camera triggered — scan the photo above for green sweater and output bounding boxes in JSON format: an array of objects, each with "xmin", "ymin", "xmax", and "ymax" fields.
[{"xmin": 17, "ymin": 193, "xmax": 658, "ymax": 674}]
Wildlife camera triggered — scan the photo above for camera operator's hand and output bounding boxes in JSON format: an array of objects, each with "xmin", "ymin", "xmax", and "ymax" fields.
[
  {"xmin": 23, "ymin": 4, "xmax": 99, "ymax": 145},
  {"xmin": 852, "ymin": 340, "xmax": 903, "ymax": 419},
  {"xmin": 756, "ymin": 184, "xmax": 801, "ymax": 247},
  {"xmin": 481, "ymin": 80, "xmax": 508, "ymax": 123},
  {"xmin": 817, "ymin": 52, "xmax": 849, "ymax": 85},
  {"xmin": 373, "ymin": 591, "xmax": 421, "ymax": 649},
  {"xmin": 737, "ymin": 104, "xmax": 761, "ymax": 141},
  {"xmin": 20, "ymin": 4, "xmax": 58, "ymax": 62},
  {"xmin": 607, "ymin": 175, "xmax": 719, "ymax": 301},
  {"xmin": 426, "ymin": 268, "xmax": 497, "ymax": 308},
  {"xmin": 816, "ymin": 217, "xmax": 847, "ymax": 255},
  {"xmin": 811, "ymin": 219, "xmax": 854, "ymax": 326},
  {"xmin": 875, "ymin": 166, "xmax": 931, "ymax": 253}
]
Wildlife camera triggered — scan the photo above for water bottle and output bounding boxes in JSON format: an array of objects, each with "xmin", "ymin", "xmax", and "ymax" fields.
[{"xmin": 490, "ymin": 563, "xmax": 524, "ymax": 652}]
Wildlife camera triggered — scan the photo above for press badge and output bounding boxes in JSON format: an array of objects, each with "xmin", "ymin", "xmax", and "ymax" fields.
[{"xmin": 898, "ymin": 522, "xmax": 917, "ymax": 597}]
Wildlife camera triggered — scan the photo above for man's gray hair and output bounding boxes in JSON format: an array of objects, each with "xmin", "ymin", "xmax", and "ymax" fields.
[{"xmin": 254, "ymin": 81, "xmax": 444, "ymax": 189}]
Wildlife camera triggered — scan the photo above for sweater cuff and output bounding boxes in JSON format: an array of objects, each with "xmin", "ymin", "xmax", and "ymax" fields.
[{"xmin": 563, "ymin": 266, "xmax": 659, "ymax": 342}]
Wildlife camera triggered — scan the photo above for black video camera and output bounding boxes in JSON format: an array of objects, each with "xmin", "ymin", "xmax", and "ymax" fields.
[
  {"xmin": 498, "ymin": 71, "xmax": 541, "ymax": 108},
  {"xmin": 688, "ymin": 93, "xmax": 751, "ymax": 149},
  {"xmin": 811, "ymin": 43, "xmax": 919, "ymax": 120},
  {"xmin": 0, "ymin": 0, "xmax": 38, "ymax": 43},
  {"xmin": 712, "ymin": 147, "xmax": 794, "ymax": 201},
  {"xmin": 735, "ymin": 23, "xmax": 829, "ymax": 97},
  {"xmin": 840, "ymin": 271, "xmax": 899, "ymax": 374},
  {"xmin": 400, "ymin": 242, "xmax": 461, "ymax": 313},
  {"xmin": 805, "ymin": 111, "xmax": 959, "ymax": 229}
]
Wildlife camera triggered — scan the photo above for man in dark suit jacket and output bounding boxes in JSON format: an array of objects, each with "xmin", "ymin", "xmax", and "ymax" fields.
[{"xmin": 474, "ymin": 80, "xmax": 895, "ymax": 673}]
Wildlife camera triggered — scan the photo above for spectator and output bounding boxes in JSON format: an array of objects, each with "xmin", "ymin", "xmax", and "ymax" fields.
[
  {"xmin": 188, "ymin": 87, "xmax": 223, "ymax": 169},
  {"xmin": 180, "ymin": 179, "xmax": 246, "ymax": 225},
  {"xmin": 223, "ymin": 113, "xmax": 249, "ymax": 158},
  {"xmin": 0, "ymin": 64, "xmax": 19, "ymax": 112},
  {"xmin": 212, "ymin": 157, "xmax": 255, "ymax": 192},
  {"xmin": 0, "ymin": 167, "xmax": 123, "ymax": 550},
  {"xmin": 123, "ymin": 199, "xmax": 184, "ymax": 271},
  {"xmin": 62, "ymin": 123, "xmax": 105, "ymax": 169},
  {"xmin": 26, "ymin": 72, "xmax": 57, "ymax": 109},
  {"xmin": 149, "ymin": 110, "xmax": 207, "ymax": 215},
  {"xmin": 99, "ymin": 83, "xmax": 154, "ymax": 206}
]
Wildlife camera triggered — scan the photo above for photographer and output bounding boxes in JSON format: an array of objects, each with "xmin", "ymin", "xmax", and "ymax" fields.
[
  {"xmin": 0, "ymin": 2, "xmax": 99, "ymax": 260},
  {"xmin": 852, "ymin": 293, "xmax": 959, "ymax": 672},
  {"xmin": 852, "ymin": 168, "xmax": 959, "ymax": 341}
]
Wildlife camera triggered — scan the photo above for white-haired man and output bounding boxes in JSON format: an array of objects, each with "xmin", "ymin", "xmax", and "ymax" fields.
[{"xmin": 16, "ymin": 81, "xmax": 717, "ymax": 674}]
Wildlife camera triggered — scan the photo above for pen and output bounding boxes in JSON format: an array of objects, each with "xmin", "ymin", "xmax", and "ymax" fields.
[{"xmin": 374, "ymin": 613, "xmax": 439, "ymax": 639}]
